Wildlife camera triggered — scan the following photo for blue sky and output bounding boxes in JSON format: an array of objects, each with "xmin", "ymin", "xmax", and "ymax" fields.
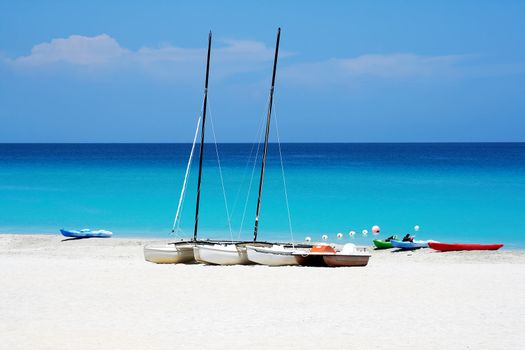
[{"xmin": 1, "ymin": 1, "xmax": 524, "ymax": 142}]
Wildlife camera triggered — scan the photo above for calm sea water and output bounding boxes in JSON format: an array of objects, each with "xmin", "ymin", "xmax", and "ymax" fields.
[{"xmin": 1, "ymin": 143, "xmax": 524, "ymax": 248}]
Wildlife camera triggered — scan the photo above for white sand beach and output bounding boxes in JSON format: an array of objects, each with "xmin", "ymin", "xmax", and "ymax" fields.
[{"xmin": 1, "ymin": 234, "xmax": 524, "ymax": 349}]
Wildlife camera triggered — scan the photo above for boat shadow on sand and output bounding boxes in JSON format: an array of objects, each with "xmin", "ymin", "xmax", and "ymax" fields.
[
  {"xmin": 389, "ymin": 248, "xmax": 424, "ymax": 253},
  {"xmin": 61, "ymin": 237, "xmax": 107, "ymax": 242}
]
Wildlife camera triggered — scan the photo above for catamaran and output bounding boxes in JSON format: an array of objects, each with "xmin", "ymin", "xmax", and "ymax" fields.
[
  {"xmin": 193, "ymin": 29, "xmax": 286, "ymax": 265},
  {"xmin": 241, "ymin": 28, "xmax": 371, "ymax": 267},
  {"xmin": 144, "ymin": 31, "xmax": 218, "ymax": 264},
  {"xmin": 242, "ymin": 28, "xmax": 309, "ymax": 266}
]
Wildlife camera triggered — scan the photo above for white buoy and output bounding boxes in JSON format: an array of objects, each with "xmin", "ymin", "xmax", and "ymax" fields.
[
  {"xmin": 305, "ymin": 236, "xmax": 312, "ymax": 242},
  {"xmin": 322, "ymin": 234, "xmax": 328, "ymax": 241},
  {"xmin": 372, "ymin": 225, "xmax": 380, "ymax": 235},
  {"xmin": 337, "ymin": 233, "xmax": 343, "ymax": 239},
  {"xmin": 349, "ymin": 231, "xmax": 356, "ymax": 238},
  {"xmin": 414, "ymin": 225, "xmax": 420, "ymax": 232},
  {"xmin": 362, "ymin": 229, "xmax": 368, "ymax": 237}
]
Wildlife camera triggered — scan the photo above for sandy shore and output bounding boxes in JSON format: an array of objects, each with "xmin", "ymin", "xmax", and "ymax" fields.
[{"xmin": 1, "ymin": 234, "xmax": 524, "ymax": 349}]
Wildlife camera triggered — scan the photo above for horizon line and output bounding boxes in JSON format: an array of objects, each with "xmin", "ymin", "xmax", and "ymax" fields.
[{"xmin": 1, "ymin": 141, "xmax": 524, "ymax": 145}]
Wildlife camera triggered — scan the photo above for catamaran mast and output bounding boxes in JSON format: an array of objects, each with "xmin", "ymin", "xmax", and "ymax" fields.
[
  {"xmin": 193, "ymin": 31, "xmax": 212, "ymax": 241},
  {"xmin": 253, "ymin": 28, "xmax": 281, "ymax": 241}
]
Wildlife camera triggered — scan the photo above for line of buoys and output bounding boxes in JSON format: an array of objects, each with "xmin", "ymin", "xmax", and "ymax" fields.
[{"xmin": 304, "ymin": 225, "xmax": 420, "ymax": 242}]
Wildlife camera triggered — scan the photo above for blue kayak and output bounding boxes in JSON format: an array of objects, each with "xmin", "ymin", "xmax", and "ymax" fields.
[
  {"xmin": 60, "ymin": 229, "xmax": 113, "ymax": 238},
  {"xmin": 390, "ymin": 240, "xmax": 430, "ymax": 249}
]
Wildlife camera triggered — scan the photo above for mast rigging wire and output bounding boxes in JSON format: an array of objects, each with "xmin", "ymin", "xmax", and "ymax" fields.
[
  {"xmin": 273, "ymin": 106, "xmax": 295, "ymax": 245},
  {"xmin": 171, "ymin": 115, "xmax": 201, "ymax": 237},
  {"xmin": 237, "ymin": 108, "xmax": 267, "ymax": 240},
  {"xmin": 227, "ymin": 120, "xmax": 264, "ymax": 224},
  {"xmin": 208, "ymin": 106, "xmax": 234, "ymax": 242}
]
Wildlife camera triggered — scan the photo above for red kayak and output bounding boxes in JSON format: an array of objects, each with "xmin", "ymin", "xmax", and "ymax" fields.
[{"xmin": 428, "ymin": 242, "xmax": 504, "ymax": 251}]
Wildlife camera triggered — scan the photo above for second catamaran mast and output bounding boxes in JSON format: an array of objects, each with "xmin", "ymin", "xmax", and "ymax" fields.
[
  {"xmin": 253, "ymin": 28, "xmax": 281, "ymax": 241},
  {"xmin": 193, "ymin": 31, "xmax": 212, "ymax": 241}
]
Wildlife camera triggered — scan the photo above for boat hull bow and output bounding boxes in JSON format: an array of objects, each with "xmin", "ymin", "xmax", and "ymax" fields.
[
  {"xmin": 428, "ymin": 242, "xmax": 504, "ymax": 251},
  {"xmin": 194, "ymin": 244, "xmax": 251, "ymax": 265},
  {"xmin": 144, "ymin": 243, "xmax": 195, "ymax": 264},
  {"xmin": 246, "ymin": 245, "xmax": 300, "ymax": 266}
]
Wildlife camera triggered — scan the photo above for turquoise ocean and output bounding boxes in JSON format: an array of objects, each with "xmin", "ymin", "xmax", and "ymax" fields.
[{"xmin": 1, "ymin": 143, "xmax": 524, "ymax": 248}]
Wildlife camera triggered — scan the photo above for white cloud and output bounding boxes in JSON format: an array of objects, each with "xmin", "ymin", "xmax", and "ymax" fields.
[
  {"xmin": 15, "ymin": 34, "xmax": 129, "ymax": 65},
  {"xmin": 8, "ymin": 35, "xmax": 519, "ymax": 84},
  {"xmin": 3, "ymin": 33, "xmax": 294, "ymax": 83},
  {"xmin": 9, "ymin": 34, "xmax": 283, "ymax": 74},
  {"xmin": 135, "ymin": 39, "xmax": 278, "ymax": 64},
  {"xmin": 340, "ymin": 54, "xmax": 464, "ymax": 78},
  {"xmin": 216, "ymin": 39, "xmax": 277, "ymax": 62},
  {"xmin": 282, "ymin": 53, "xmax": 467, "ymax": 85},
  {"xmin": 135, "ymin": 46, "xmax": 202, "ymax": 63}
]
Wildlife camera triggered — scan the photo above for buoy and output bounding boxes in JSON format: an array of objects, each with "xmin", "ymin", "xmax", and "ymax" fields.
[
  {"xmin": 322, "ymin": 234, "xmax": 328, "ymax": 241},
  {"xmin": 362, "ymin": 229, "xmax": 368, "ymax": 237},
  {"xmin": 414, "ymin": 225, "xmax": 420, "ymax": 232},
  {"xmin": 372, "ymin": 225, "xmax": 380, "ymax": 235},
  {"xmin": 305, "ymin": 236, "xmax": 312, "ymax": 242},
  {"xmin": 349, "ymin": 231, "xmax": 356, "ymax": 238},
  {"xmin": 337, "ymin": 233, "xmax": 343, "ymax": 239}
]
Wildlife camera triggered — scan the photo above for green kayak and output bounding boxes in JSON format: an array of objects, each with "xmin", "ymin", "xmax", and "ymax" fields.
[{"xmin": 373, "ymin": 239, "xmax": 394, "ymax": 249}]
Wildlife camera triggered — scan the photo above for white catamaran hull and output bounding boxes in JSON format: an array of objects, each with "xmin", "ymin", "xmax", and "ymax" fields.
[
  {"xmin": 144, "ymin": 243, "xmax": 195, "ymax": 264},
  {"xmin": 246, "ymin": 245, "xmax": 300, "ymax": 266},
  {"xmin": 194, "ymin": 244, "xmax": 251, "ymax": 265}
]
